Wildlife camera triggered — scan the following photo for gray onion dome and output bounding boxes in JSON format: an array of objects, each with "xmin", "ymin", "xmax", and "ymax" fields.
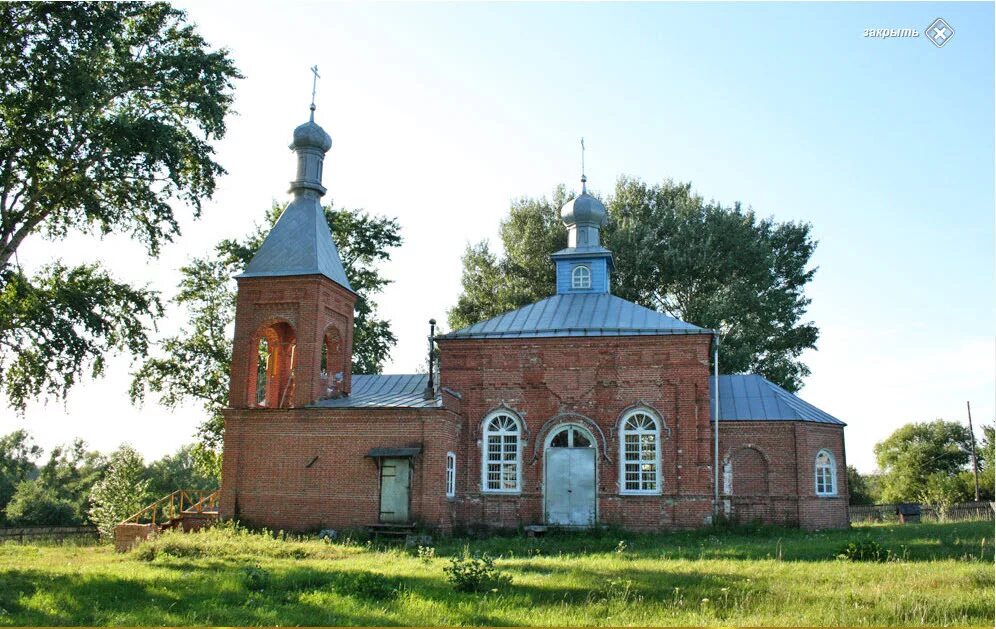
[
  {"xmin": 560, "ymin": 181, "xmax": 607, "ymax": 227},
  {"xmin": 291, "ymin": 119, "xmax": 332, "ymax": 152}
]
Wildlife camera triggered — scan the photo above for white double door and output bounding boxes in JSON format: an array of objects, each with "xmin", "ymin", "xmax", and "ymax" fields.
[{"xmin": 545, "ymin": 445, "xmax": 596, "ymax": 527}]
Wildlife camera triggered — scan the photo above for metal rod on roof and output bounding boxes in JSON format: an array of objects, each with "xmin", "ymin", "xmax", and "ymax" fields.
[{"xmin": 424, "ymin": 319, "xmax": 436, "ymax": 400}]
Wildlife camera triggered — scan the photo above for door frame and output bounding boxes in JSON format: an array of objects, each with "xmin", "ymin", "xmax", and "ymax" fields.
[{"xmin": 542, "ymin": 422, "xmax": 598, "ymax": 527}]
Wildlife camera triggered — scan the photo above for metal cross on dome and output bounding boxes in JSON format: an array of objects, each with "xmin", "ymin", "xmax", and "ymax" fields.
[
  {"xmin": 580, "ymin": 137, "xmax": 587, "ymax": 192},
  {"xmin": 309, "ymin": 65, "xmax": 320, "ymax": 120}
]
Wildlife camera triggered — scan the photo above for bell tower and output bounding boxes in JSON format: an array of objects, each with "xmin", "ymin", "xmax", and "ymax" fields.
[
  {"xmin": 552, "ymin": 173, "xmax": 614, "ymax": 295},
  {"xmin": 228, "ymin": 99, "xmax": 356, "ymax": 409}
]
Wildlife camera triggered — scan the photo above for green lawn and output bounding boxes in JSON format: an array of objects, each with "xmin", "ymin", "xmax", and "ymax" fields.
[{"xmin": 0, "ymin": 520, "xmax": 992, "ymax": 626}]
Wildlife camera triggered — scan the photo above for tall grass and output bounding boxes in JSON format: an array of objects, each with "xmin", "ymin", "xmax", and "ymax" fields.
[{"xmin": 0, "ymin": 520, "xmax": 991, "ymax": 626}]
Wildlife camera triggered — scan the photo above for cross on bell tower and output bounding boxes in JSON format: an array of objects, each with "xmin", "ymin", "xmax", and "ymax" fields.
[{"xmin": 228, "ymin": 68, "xmax": 357, "ymax": 409}]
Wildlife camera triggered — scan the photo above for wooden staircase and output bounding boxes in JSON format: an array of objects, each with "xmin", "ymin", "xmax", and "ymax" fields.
[{"xmin": 114, "ymin": 489, "xmax": 220, "ymax": 551}]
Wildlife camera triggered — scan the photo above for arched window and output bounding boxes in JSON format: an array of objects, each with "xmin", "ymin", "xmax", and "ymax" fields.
[
  {"xmin": 256, "ymin": 339, "xmax": 270, "ymax": 406},
  {"xmin": 572, "ymin": 264, "xmax": 592, "ymax": 290},
  {"xmin": 815, "ymin": 449, "xmax": 837, "ymax": 496},
  {"xmin": 619, "ymin": 410, "xmax": 661, "ymax": 494},
  {"xmin": 548, "ymin": 425, "xmax": 593, "ymax": 448},
  {"xmin": 446, "ymin": 452, "xmax": 456, "ymax": 498},
  {"xmin": 482, "ymin": 412, "xmax": 522, "ymax": 493}
]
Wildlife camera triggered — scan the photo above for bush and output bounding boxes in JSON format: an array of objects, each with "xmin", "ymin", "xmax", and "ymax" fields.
[
  {"xmin": 415, "ymin": 544, "xmax": 435, "ymax": 563},
  {"xmin": 836, "ymin": 539, "xmax": 890, "ymax": 562},
  {"xmin": 444, "ymin": 554, "xmax": 512, "ymax": 593},
  {"xmin": 135, "ymin": 521, "xmax": 358, "ymax": 561},
  {"xmin": 243, "ymin": 564, "xmax": 270, "ymax": 591},
  {"xmin": 335, "ymin": 572, "xmax": 402, "ymax": 600},
  {"xmin": 3, "ymin": 480, "xmax": 77, "ymax": 526}
]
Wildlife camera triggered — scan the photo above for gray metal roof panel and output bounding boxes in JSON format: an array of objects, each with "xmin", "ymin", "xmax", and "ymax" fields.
[
  {"xmin": 238, "ymin": 196, "xmax": 353, "ymax": 291},
  {"xmin": 711, "ymin": 374, "xmax": 844, "ymax": 425},
  {"xmin": 308, "ymin": 374, "xmax": 440, "ymax": 409},
  {"xmin": 439, "ymin": 293, "xmax": 707, "ymax": 340}
]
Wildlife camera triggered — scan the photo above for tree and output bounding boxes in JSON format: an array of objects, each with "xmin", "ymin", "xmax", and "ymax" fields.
[
  {"xmin": 973, "ymin": 424, "xmax": 994, "ymax": 500},
  {"xmin": 0, "ymin": 2, "xmax": 240, "ymax": 410},
  {"xmin": 131, "ymin": 203, "xmax": 402, "ymax": 458},
  {"xmin": 0, "ymin": 429, "xmax": 41, "ymax": 524},
  {"xmin": 145, "ymin": 444, "xmax": 218, "ymax": 499},
  {"xmin": 36, "ymin": 439, "xmax": 107, "ymax": 524},
  {"xmin": 88, "ymin": 445, "xmax": 150, "ymax": 539},
  {"xmin": 846, "ymin": 466, "xmax": 879, "ymax": 505},
  {"xmin": 919, "ymin": 472, "xmax": 970, "ymax": 519},
  {"xmin": 448, "ymin": 178, "xmax": 819, "ymax": 391},
  {"xmin": 4, "ymin": 479, "xmax": 76, "ymax": 526},
  {"xmin": 874, "ymin": 419, "xmax": 973, "ymax": 504}
]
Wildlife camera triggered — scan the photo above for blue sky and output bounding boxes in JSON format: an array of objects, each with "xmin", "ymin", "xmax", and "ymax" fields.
[{"xmin": 4, "ymin": 2, "xmax": 993, "ymax": 473}]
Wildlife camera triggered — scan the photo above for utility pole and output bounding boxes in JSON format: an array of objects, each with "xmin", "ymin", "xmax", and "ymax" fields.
[{"xmin": 966, "ymin": 401, "xmax": 980, "ymax": 502}]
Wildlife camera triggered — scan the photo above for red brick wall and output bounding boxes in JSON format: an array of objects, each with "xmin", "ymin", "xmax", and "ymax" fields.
[
  {"xmin": 229, "ymin": 275, "xmax": 356, "ymax": 409},
  {"xmin": 436, "ymin": 334, "xmax": 717, "ymax": 530},
  {"xmin": 221, "ymin": 277, "xmax": 847, "ymax": 533},
  {"xmin": 718, "ymin": 421, "xmax": 848, "ymax": 529},
  {"xmin": 221, "ymin": 407, "xmax": 461, "ymax": 532}
]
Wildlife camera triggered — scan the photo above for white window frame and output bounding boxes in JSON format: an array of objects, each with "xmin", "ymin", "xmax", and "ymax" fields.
[
  {"xmin": 481, "ymin": 411, "xmax": 522, "ymax": 494},
  {"xmin": 814, "ymin": 449, "xmax": 837, "ymax": 496},
  {"xmin": 618, "ymin": 409, "xmax": 662, "ymax": 495},
  {"xmin": 571, "ymin": 264, "xmax": 592, "ymax": 290},
  {"xmin": 446, "ymin": 452, "xmax": 456, "ymax": 498}
]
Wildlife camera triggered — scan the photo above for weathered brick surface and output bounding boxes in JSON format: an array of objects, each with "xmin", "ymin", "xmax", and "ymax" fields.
[
  {"xmin": 229, "ymin": 275, "xmax": 356, "ymax": 409},
  {"xmin": 437, "ymin": 334, "xmax": 718, "ymax": 530},
  {"xmin": 718, "ymin": 421, "xmax": 849, "ymax": 529},
  {"xmin": 222, "ymin": 281, "xmax": 847, "ymax": 532},
  {"xmin": 221, "ymin": 407, "xmax": 461, "ymax": 532}
]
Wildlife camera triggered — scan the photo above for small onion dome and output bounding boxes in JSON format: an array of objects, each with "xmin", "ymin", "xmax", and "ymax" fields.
[
  {"xmin": 560, "ymin": 186, "xmax": 608, "ymax": 227},
  {"xmin": 290, "ymin": 118, "xmax": 332, "ymax": 152}
]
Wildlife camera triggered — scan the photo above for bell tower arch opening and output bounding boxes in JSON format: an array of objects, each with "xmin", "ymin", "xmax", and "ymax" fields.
[
  {"xmin": 247, "ymin": 321, "xmax": 297, "ymax": 408},
  {"xmin": 320, "ymin": 325, "xmax": 346, "ymax": 397}
]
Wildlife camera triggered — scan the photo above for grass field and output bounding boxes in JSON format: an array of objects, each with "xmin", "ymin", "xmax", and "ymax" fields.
[{"xmin": 0, "ymin": 520, "xmax": 992, "ymax": 626}]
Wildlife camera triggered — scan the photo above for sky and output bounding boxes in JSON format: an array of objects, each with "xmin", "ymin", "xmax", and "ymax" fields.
[{"xmin": 3, "ymin": 1, "xmax": 994, "ymax": 474}]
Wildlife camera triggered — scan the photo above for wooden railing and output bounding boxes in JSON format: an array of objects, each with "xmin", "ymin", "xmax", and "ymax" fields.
[{"xmin": 121, "ymin": 489, "xmax": 220, "ymax": 526}]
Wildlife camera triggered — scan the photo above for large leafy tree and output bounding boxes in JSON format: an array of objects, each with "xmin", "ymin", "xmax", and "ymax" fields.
[
  {"xmin": 449, "ymin": 178, "xmax": 819, "ymax": 391},
  {"xmin": 0, "ymin": 2, "xmax": 240, "ymax": 410},
  {"xmin": 874, "ymin": 419, "xmax": 973, "ymax": 504},
  {"xmin": 131, "ymin": 203, "xmax": 402, "ymax": 462}
]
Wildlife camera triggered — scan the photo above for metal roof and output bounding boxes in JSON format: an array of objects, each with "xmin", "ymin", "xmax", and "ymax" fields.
[
  {"xmin": 438, "ymin": 293, "xmax": 707, "ymax": 340},
  {"xmin": 712, "ymin": 374, "xmax": 845, "ymax": 425},
  {"xmin": 367, "ymin": 446, "xmax": 422, "ymax": 458},
  {"xmin": 551, "ymin": 245, "xmax": 613, "ymax": 259},
  {"xmin": 308, "ymin": 374, "xmax": 440, "ymax": 409},
  {"xmin": 307, "ymin": 373, "xmax": 841, "ymax": 424},
  {"xmin": 237, "ymin": 196, "xmax": 353, "ymax": 291}
]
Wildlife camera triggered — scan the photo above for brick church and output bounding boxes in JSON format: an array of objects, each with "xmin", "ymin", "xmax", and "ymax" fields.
[{"xmin": 219, "ymin": 108, "xmax": 849, "ymax": 533}]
